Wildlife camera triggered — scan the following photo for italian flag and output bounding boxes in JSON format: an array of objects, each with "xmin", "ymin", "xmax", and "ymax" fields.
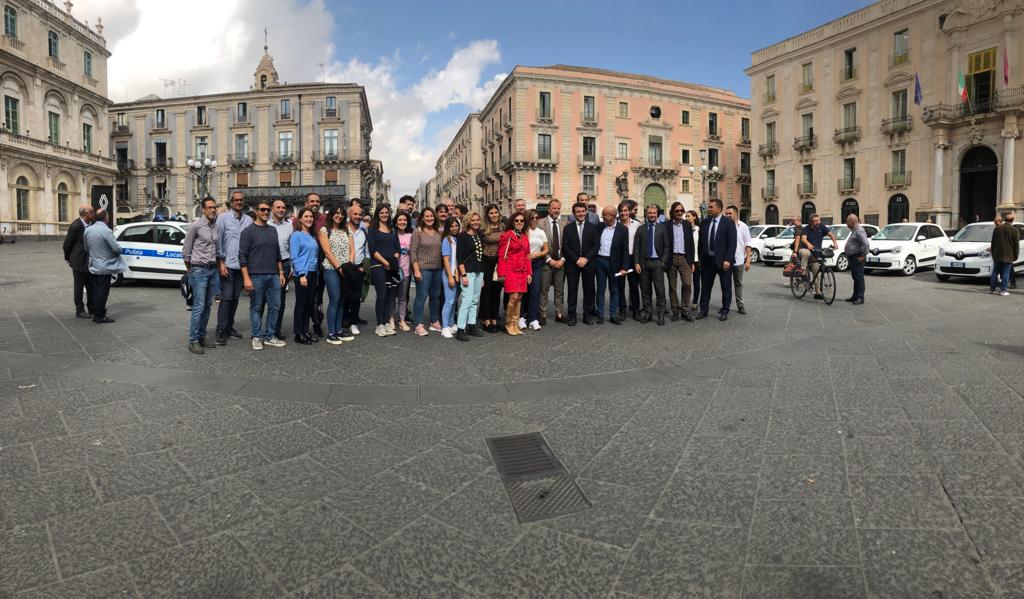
[{"xmin": 958, "ymin": 70, "xmax": 968, "ymax": 102}]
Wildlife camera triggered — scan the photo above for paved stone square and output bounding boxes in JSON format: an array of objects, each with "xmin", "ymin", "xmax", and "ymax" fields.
[{"xmin": 1, "ymin": 240, "xmax": 1023, "ymax": 598}]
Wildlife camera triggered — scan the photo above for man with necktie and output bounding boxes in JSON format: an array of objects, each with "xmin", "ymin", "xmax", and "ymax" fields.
[
  {"xmin": 697, "ymin": 199, "xmax": 737, "ymax": 321},
  {"xmin": 561, "ymin": 200, "xmax": 600, "ymax": 325},
  {"xmin": 539, "ymin": 199, "xmax": 565, "ymax": 324},
  {"xmin": 633, "ymin": 205, "xmax": 670, "ymax": 325}
]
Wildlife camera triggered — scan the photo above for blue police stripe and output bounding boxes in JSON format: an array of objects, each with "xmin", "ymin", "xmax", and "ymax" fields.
[{"xmin": 121, "ymin": 247, "xmax": 183, "ymax": 259}]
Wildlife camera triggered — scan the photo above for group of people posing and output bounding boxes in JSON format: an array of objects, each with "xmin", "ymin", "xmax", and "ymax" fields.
[{"xmin": 177, "ymin": 190, "xmax": 752, "ymax": 353}]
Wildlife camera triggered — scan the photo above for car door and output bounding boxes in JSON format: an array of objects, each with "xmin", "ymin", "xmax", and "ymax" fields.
[
  {"xmin": 1014, "ymin": 224, "xmax": 1024, "ymax": 269},
  {"xmin": 153, "ymin": 224, "xmax": 187, "ymax": 278},
  {"xmin": 919, "ymin": 225, "xmax": 944, "ymax": 263},
  {"xmin": 116, "ymin": 224, "xmax": 156, "ymax": 276}
]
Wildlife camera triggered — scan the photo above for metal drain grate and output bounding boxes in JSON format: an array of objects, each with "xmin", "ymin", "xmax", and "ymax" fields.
[{"xmin": 486, "ymin": 433, "xmax": 592, "ymax": 523}]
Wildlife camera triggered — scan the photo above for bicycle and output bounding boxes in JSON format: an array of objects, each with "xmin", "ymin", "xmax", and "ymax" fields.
[{"xmin": 789, "ymin": 248, "xmax": 836, "ymax": 305}]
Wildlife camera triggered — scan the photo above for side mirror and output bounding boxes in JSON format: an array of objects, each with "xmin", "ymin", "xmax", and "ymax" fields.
[{"xmin": 916, "ymin": 235, "xmax": 926, "ymax": 241}]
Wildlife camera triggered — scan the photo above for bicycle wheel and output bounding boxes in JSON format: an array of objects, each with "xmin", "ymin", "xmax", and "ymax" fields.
[
  {"xmin": 790, "ymin": 274, "xmax": 808, "ymax": 299},
  {"xmin": 820, "ymin": 268, "xmax": 836, "ymax": 305}
]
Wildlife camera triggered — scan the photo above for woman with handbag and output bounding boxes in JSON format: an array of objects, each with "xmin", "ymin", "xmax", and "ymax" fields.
[
  {"xmin": 479, "ymin": 204, "xmax": 504, "ymax": 333},
  {"xmin": 367, "ymin": 204, "xmax": 400, "ymax": 337},
  {"xmin": 497, "ymin": 212, "xmax": 532, "ymax": 336},
  {"xmin": 410, "ymin": 207, "xmax": 444, "ymax": 336},
  {"xmin": 454, "ymin": 211, "xmax": 486, "ymax": 341}
]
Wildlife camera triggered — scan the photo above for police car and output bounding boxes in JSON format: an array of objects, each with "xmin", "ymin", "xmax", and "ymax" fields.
[{"xmin": 112, "ymin": 221, "xmax": 188, "ymax": 284}]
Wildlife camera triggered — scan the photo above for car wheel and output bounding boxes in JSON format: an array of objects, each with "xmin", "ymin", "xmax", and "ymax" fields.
[
  {"xmin": 901, "ymin": 256, "xmax": 917, "ymax": 276},
  {"xmin": 836, "ymin": 253, "xmax": 849, "ymax": 272},
  {"xmin": 111, "ymin": 273, "xmax": 125, "ymax": 287},
  {"xmin": 936, "ymin": 273, "xmax": 951, "ymax": 282},
  {"xmin": 750, "ymin": 249, "xmax": 761, "ymax": 264}
]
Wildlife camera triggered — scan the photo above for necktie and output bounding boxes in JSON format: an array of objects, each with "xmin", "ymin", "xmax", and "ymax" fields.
[
  {"xmin": 551, "ymin": 219, "xmax": 560, "ymax": 259},
  {"xmin": 710, "ymin": 218, "xmax": 718, "ymax": 246},
  {"xmin": 648, "ymin": 223, "xmax": 656, "ymax": 258},
  {"xmin": 578, "ymin": 222, "xmax": 584, "ymax": 250}
]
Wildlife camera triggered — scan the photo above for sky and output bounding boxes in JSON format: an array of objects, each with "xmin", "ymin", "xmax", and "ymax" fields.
[{"xmin": 87, "ymin": 0, "xmax": 872, "ymax": 196}]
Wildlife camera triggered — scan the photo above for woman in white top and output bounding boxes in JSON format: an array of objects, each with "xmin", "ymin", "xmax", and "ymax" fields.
[
  {"xmin": 523, "ymin": 209, "xmax": 549, "ymax": 330},
  {"xmin": 685, "ymin": 209, "xmax": 701, "ymax": 311}
]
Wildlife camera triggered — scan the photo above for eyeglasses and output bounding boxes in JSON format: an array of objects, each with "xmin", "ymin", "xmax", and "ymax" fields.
[{"xmin": 257, "ymin": 207, "xmax": 271, "ymax": 213}]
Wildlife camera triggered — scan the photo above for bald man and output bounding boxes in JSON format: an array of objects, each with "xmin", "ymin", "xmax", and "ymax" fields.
[
  {"xmin": 594, "ymin": 206, "xmax": 630, "ymax": 324},
  {"xmin": 844, "ymin": 213, "xmax": 870, "ymax": 304},
  {"xmin": 63, "ymin": 204, "xmax": 95, "ymax": 318}
]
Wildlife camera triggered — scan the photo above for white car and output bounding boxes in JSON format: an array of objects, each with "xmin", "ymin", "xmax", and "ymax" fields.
[
  {"xmin": 112, "ymin": 221, "xmax": 188, "ymax": 283},
  {"xmin": 864, "ymin": 222, "xmax": 948, "ymax": 276},
  {"xmin": 822, "ymin": 224, "xmax": 879, "ymax": 272},
  {"xmin": 748, "ymin": 225, "xmax": 788, "ymax": 264},
  {"xmin": 760, "ymin": 226, "xmax": 798, "ymax": 266},
  {"xmin": 935, "ymin": 222, "xmax": 1024, "ymax": 281}
]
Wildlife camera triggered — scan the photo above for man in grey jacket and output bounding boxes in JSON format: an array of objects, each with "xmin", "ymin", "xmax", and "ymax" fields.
[
  {"xmin": 82, "ymin": 209, "xmax": 126, "ymax": 323},
  {"xmin": 844, "ymin": 214, "xmax": 870, "ymax": 305}
]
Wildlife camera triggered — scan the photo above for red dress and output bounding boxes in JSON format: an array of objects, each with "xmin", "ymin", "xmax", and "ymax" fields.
[{"xmin": 497, "ymin": 230, "xmax": 532, "ymax": 293}]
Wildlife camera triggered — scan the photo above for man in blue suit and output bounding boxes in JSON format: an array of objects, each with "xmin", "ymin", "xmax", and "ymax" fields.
[
  {"xmin": 594, "ymin": 206, "xmax": 631, "ymax": 324},
  {"xmin": 697, "ymin": 199, "xmax": 737, "ymax": 321}
]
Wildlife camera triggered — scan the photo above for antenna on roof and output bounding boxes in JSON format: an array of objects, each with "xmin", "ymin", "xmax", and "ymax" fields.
[{"xmin": 318, "ymin": 62, "xmax": 326, "ymax": 82}]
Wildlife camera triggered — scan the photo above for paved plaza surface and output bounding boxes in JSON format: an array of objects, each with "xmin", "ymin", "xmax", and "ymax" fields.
[{"xmin": 1, "ymin": 240, "xmax": 1024, "ymax": 598}]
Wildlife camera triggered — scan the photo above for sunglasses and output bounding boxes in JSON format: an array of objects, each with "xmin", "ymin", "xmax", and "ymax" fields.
[{"xmin": 257, "ymin": 207, "xmax": 271, "ymax": 212}]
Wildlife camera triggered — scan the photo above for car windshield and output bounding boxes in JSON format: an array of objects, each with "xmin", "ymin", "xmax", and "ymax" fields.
[
  {"xmin": 873, "ymin": 224, "xmax": 917, "ymax": 241},
  {"xmin": 832, "ymin": 227, "xmax": 852, "ymax": 240},
  {"xmin": 775, "ymin": 227, "xmax": 796, "ymax": 239},
  {"xmin": 951, "ymin": 224, "xmax": 994, "ymax": 242},
  {"xmin": 749, "ymin": 226, "xmax": 765, "ymax": 237}
]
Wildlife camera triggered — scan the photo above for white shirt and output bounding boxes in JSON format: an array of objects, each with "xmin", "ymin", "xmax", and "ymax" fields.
[
  {"xmin": 599, "ymin": 225, "xmax": 615, "ymax": 256},
  {"xmin": 271, "ymin": 216, "xmax": 292, "ymax": 260},
  {"xmin": 528, "ymin": 227, "xmax": 547, "ymax": 255},
  {"xmin": 621, "ymin": 219, "xmax": 640, "ymax": 254},
  {"xmin": 349, "ymin": 225, "xmax": 368, "ymax": 262},
  {"xmin": 735, "ymin": 220, "xmax": 752, "ymax": 264},
  {"xmin": 671, "ymin": 221, "xmax": 687, "ymax": 254}
]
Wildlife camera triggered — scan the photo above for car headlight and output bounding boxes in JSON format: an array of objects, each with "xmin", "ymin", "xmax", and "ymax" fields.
[
  {"xmin": 890, "ymin": 246, "xmax": 903, "ymax": 254},
  {"xmin": 979, "ymin": 248, "xmax": 991, "ymax": 258},
  {"xmin": 938, "ymin": 247, "xmax": 946, "ymax": 257}
]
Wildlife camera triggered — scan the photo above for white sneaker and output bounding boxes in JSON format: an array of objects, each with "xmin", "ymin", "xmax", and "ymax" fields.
[
  {"xmin": 385, "ymin": 323, "xmax": 396, "ymax": 335},
  {"xmin": 1000, "ymin": 291, "xmax": 1010, "ymax": 296},
  {"xmin": 429, "ymin": 323, "xmax": 442, "ymax": 332},
  {"xmin": 251, "ymin": 337, "xmax": 264, "ymax": 351},
  {"xmin": 350, "ymin": 324, "xmax": 360, "ymax": 336},
  {"xmin": 264, "ymin": 336, "xmax": 287, "ymax": 348},
  {"xmin": 529, "ymin": 320, "xmax": 541, "ymax": 331},
  {"xmin": 517, "ymin": 317, "xmax": 527, "ymax": 329},
  {"xmin": 375, "ymin": 325, "xmax": 388, "ymax": 337},
  {"xmin": 441, "ymin": 327, "xmax": 453, "ymax": 339}
]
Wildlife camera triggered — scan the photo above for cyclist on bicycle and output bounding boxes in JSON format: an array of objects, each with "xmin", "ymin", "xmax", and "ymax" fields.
[{"xmin": 793, "ymin": 213, "xmax": 838, "ymax": 299}]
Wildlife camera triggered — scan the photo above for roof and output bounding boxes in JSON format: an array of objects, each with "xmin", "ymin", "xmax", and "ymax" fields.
[{"xmin": 539, "ymin": 64, "xmax": 738, "ymax": 97}]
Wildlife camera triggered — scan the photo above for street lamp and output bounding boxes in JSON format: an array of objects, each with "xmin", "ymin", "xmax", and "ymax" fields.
[
  {"xmin": 688, "ymin": 160, "xmax": 720, "ymax": 218},
  {"xmin": 186, "ymin": 157, "xmax": 218, "ymax": 200}
]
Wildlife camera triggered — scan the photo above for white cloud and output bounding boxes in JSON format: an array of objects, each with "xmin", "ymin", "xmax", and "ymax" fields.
[{"xmin": 91, "ymin": 0, "xmax": 503, "ymax": 196}]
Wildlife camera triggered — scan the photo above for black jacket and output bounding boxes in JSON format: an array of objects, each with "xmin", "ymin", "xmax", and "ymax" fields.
[
  {"xmin": 698, "ymin": 215, "xmax": 738, "ymax": 270},
  {"xmin": 662, "ymin": 219, "xmax": 696, "ymax": 263},
  {"xmin": 561, "ymin": 219, "xmax": 600, "ymax": 267},
  {"xmin": 63, "ymin": 219, "xmax": 89, "ymax": 273},
  {"xmin": 598, "ymin": 222, "xmax": 631, "ymax": 273},
  {"xmin": 633, "ymin": 220, "xmax": 671, "ymax": 266}
]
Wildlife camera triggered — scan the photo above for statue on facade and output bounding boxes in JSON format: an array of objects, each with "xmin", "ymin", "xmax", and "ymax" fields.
[{"xmin": 615, "ymin": 171, "xmax": 629, "ymax": 199}]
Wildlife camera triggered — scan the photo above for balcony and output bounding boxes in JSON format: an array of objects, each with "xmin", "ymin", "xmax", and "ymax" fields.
[
  {"xmin": 833, "ymin": 126, "xmax": 861, "ymax": 145},
  {"xmin": 921, "ymin": 87, "xmax": 1024, "ymax": 124},
  {"xmin": 311, "ymin": 150, "xmax": 339, "ymax": 165},
  {"xmin": 536, "ymin": 108, "xmax": 554, "ymax": 123},
  {"xmin": 757, "ymin": 142, "xmax": 779, "ymax": 159},
  {"xmin": 111, "ymin": 123, "xmax": 131, "ymax": 136},
  {"xmin": 707, "ymin": 166, "xmax": 725, "ymax": 181},
  {"xmin": 499, "ymin": 153, "xmax": 512, "ymax": 170},
  {"xmin": 801, "ymin": 82, "xmax": 814, "ymax": 93},
  {"xmin": 761, "ymin": 186, "xmax": 778, "ymax": 200},
  {"xmin": 764, "ymin": 92, "xmax": 776, "ymax": 104},
  {"xmin": 884, "ymin": 171, "xmax": 912, "ymax": 189},
  {"xmin": 476, "ymin": 171, "xmax": 486, "ymax": 186},
  {"xmin": 881, "ymin": 116, "xmax": 913, "ymax": 135},
  {"xmin": 736, "ymin": 166, "xmax": 750, "ymax": 184},
  {"xmin": 82, "ymin": 75, "xmax": 98, "ymax": 88},
  {"xmin": 578, "ymin": 154, "xmax": 602, "ymax": 171},
  {"xmin": 2, "ymin": 34, "xmax": 24, "ymax": 52},
  {"xmin": 630, "ymin": 157, "xmax": 678, "ymax": 178},
  {"xmin": 503, "ymin": 118, "xmax": 513, "ymax": 132},
  {"xmin": 890, "ymin": 51, "xmax": 911, "ymax": 68},
  {"xmin": 705, "ymin": 130, "xmax": 721, "ymax": 143},
  {"xmin": 0, "ymin": 129, "xmax": 115, "ymax": 169},
  {"xmin": 145, "ymin": 157, "xmax": 173, "ymax": 172},
  {"xmin": 322, "ymin": 107, "xmax": 339, "ymax": 119},
  {"xmin": 797, "ymin": 182, "xmax": 817, "ymax": 197},
  {"xmin": 841, "ymin": 66, "xmax": 858, "ymax": 81},
  {"xmin": 837, "ymin": 177, "xmax": 860, "ymax": 193},
  {"xmin": 537, "ymin": 185, "xmax": 553, "ymax": 197},
  {"xmin": 793, "ymin": 134, "xmax": 817, "ymax": 152},
  {"xmin": 270, "ymin": 151, "xmax": 297, "ymax": 166},
  {"xmin": 233, "ymin": 113, "xmax": 251, "ymax": 125},
  {"xmin": 737, "ymin": 135, "xmax": 751, "ymax": 147},
  {"xmin": 227, "ymin": 153, "xmax": 255, "ymax": 167},
  {"xmin": 277, "ymin": 111, "xmax": 292, "ymax": 122},
  {"xmin": 117, "ymin": 159, "xmax": 135, "ymax": 174},
  {"xmin": 48, "ymin": 56, "xmax": 66, "ymax": 72},
  {"xmin": 581, "ymin": 112, "xmax": 599, "ymax": 127}
]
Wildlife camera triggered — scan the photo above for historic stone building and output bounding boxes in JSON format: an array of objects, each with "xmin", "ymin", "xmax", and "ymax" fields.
[
  {"xmin": 109, "ymin": 45, "xmax": 383, "ymax": 219},
  {"xmin": 435, "ymin": 112, "xmax": 483, "ymax": 213},
  {"xmin": 0, "ymin": 0, "xmax": 115, "ymax": 235},
  {"xmin": 748, "ymin": 0, "xmax": 1024, "ymax": 228},
  {"xmin": 445, "ymin": 65, "xmax": 751, "ymax": 216}
]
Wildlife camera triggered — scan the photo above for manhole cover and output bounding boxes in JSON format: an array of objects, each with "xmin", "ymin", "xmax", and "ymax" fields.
[{"xmin": 486, "ymin": 433, "xmax": 592, "ymax": 523}]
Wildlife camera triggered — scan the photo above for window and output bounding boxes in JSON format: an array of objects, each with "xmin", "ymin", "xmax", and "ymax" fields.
[
  {"xmin": 650, "ymin": 105, "xmax": 661, "ymax": 119},
  {"xmin": 4, "ymin": 96, "xmax": 19, "ymax": 133},
  {"xmin": 801, "ymin": 201, "xmax": 816, "ymax": 223},
  {"xmin": 681, "ymin": 148, "xmax": 690, "ymax": 164},
  {"xmin": 47, "ymin": 111, "xmax": 60, "ymax": 145},
  {"xmin": 155, "ymin": 109, "xmax": 165, "ymax": 129},
  {"xmin": 582, "ymin": 173, "xmax": 595, "ymax": 195},
  {"xmin": 155, "ymin": 141, "xmax": 167, "ymax": 163},
  {"xmin": 119, "ymin": 225, "xmax": 154, "ymax": 244},
  {"xmin": 765, "ymin": 204, "xmax": 779, "ymax": 225},
  {"xmin": 539, "ymin": 91, "xmax": 551, "ymax": 118},
  {"xmin": 324, "ymin": 170, "xmax": 338, "ymax": 185},
  {"xmin": 648, "ymin": 140, "xmax": 662, "ymax": 166},
  {"xmin": 841, "ymin": 198, "xmax": 859, "ymax": 219},
  {"xmin": 843, "ymin": 102, "xmax": 857, "ymax": 128},
  {"xmin": 617, "ymin": 142, "xmax": 629, "ymax": 160},
  {"xmin": 57, "ymin": 182, "xmax": 69, "ymax": 222},
  {"xmin": 842, "ymin": 158, "xmax": 856, "ymax": 190},
  {"xmin": 894, "ymin": 29, "xmax": 910, "ymax": 63},
  {"xmin": 195, "ymin": 136, "xmax": 208, "ymax": 158},
  {"xmin": 155, "ymin": 181, "xmax": 167, "ymax": 200},
  {"xmin": 538, "ymin": 134, "xmax": 552, "ymax": 159},
  {"xmin": 196, "ymin": 106, "xmax": 207, "ymax": 126},
  {"xmin": 766, "ymin": 170, "xmax": 775, "ymax": 194},
  {"xmin": 82, "ymin": 123, "xmax": 92, "ymax": 153},
  {"xmin": 740, "ymin": 152, "xmax": 750, "ymax": 175},
  {"xmin": 741, "ymin": 117, "xmax": 750, "ymax": 141},
  {"xmin": 618, "ymin": 102, "xmax": 628, "ymax": 118},
  {"xmin": 47, "ymin": 31, "xmax": 58, "ymax": 58},
  {"xmin": 891, "ymin": 149, "xmax": 907, "ymax": 175},
  {"xmin": 582, "ymin": 136, "xmax": 596, "ymax": 161},
  {"xmin": 681, "ymin": 110, "xmax": 690, "ymax": 125},
  {"xmin": 801, "ymin": 62, "xmax": 813, "ymax": 91},
  {"xmin": 892, "ymin": 89, "xmax": 908, "ymax": 119},
  {"xmin": 235, "ymin": 134, "xmax": 249, "ymax": 157},
  {"xmin": 278, "ymin": 131, "xmax": 293, "ymax": 157},
  {"xmin": 766, "ymin": 122, "xmax": 776, "ymax": 145},
  {"xmin": 708, "ymin": 112, "xmax": 718, "ymax": 136},
  {"xmin": 324, "ymin": 129, "xmax": 338, "ymax": 156},
  {"xmin": 741, "ymin": 185, "xmax": 750, "ymax": 204},
  {"xmin": 235, "ymin": 172, "xmax": 249, "ymax": 188},
  {"xmin": 237, "ymin": 102, "xmax": 247, "ymax": 120},
  {"xmin": 583, "ymin": 95, "xmax": 595, "ymax": 120},
  {"xmin": 967, "ymin": 48, "xmax": 997, "ymax": 109},
  {"xmin": 538, "ymin": 172, "xmax": 552, "ymax": 196},
  {"xmin": 801, "ymin": 113, "xmax": 814, "ymax": 137},
  {"xmin": 83, "ymin": 51, "xmax": 92, "ymax": 76},
  {"xmin": 278, "ymin": 170, "xmax": 292, "ymax": 186},
  {"xmin": 680, "ymin": 179, "xmax": 690, "ymax": 193},
  {"xmin": 325, "ymin": 96, "xmax": 337, "ymax": 117},
  {"xmin": 708, "ymin": 182, "xmax": 718, "ymax": 197},
  {"xmin": 843, "ymin": 48, "xmax": 856, "ymax": 79},
  {"xmin": 766, "ymin": 74, "xmax": 776, "ymax": 101},
  {"xmin": 4, "ymin": 6, "xmax": 16, "ymax": 38},
  {"xmin": 15, "ymin": 176, "xmax": 28, "ymax": 220},
  {"xmin": 280, "ymin": 99, "xmax": 291, "ymax": 118},
  {"xmin": 708, "ymin": 148, "xmax": 719, "ymax": 168},
  {"xmin": 802, "ymin": 164, "xmax": 814, "ymax": 188},
  {"xmin": 116, "ymin": 112, "xmax": 126, "ymax": 127}
]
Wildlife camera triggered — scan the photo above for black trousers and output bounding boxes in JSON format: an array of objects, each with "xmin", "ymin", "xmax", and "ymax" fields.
[
  {"xmin": 849, "ymin": 254, "xmax": 865, "ymax": 300},
  {"xmin": 617, "ymin": 270, "xmax": 640, "ymax": 314},
  {"xmin": 640, "ymin": 259, "xmax": 667, "ymax": 316},
  {"xmin": 480, "ymin": 256, "xmax": 501, "ymax": 320},
  {"xmin": 293, "ymin": 271, "xmax": 317, "ymax": 338},
  {"xmin": 341, "ymin": 265, "xmax": 364, "ymax": 328},
  {"xmin": 88, "ymin": 273, "xmax": 111, "ymax": 319},
  {"xmin": 699, "ymin": 258, "xmax": 733, "ymax": 315},
  {"xmin": 72, "ymin": 269, "xmax": 92, "ymax": 313},
  {"xmin": 370, "ymin": 266, "xmax": 397, "ymax": 325},
  {"xmin": 691, "ymin": 261, "xmax": 702, "ymax": 307},
  {"xmin": 273, "ymin": 259, "xmax": 291, "ymax": 337},
  {"xmin": 565, "ymin": 261, "xmax": 596, "ymax": 317},
  {"xmin": 216, "ymin": 268, "xmax": 244, "ymax": 335}
]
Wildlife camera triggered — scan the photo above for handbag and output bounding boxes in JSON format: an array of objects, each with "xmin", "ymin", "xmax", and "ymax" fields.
[{"xmin": 493, "ymin": 237, "xmax": 511, "ymax": 282}]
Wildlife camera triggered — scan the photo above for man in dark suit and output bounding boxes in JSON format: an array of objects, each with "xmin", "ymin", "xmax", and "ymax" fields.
[
  {"xmin": 633, "ymin": 205, "xmax": 670, "ymax": 325},
  {"xmin": 561, "ymin": 200, "xmax": 600, "ymax": 325},
  {"xmin": 62, "ymin": 204, "xmax": 95, "ymax": 318},
  {"xmin": 663, "ymin": 202, "xmax": 697, "ymax": 322},
  {"xmin": 594, "ymin": 206, "xmax": 631, "ymax": 324},
  {"xmin": 697, "ymin": 198, "xmax": 738, "ymax": 321}
]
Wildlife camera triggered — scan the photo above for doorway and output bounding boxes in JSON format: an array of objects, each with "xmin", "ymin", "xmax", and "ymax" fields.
[
  {"xmin": 887, "ymin": 194, "xmax": 910, "ymax": 224},
  {"xmin": 643, "ymin": 183, "xmax": 666, "ymax": 212},
  {"xmin": 959, "ymin": 146, "xmax": 998, "ymax": 223}
]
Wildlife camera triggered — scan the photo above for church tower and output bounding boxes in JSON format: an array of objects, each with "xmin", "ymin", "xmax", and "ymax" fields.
[{"xmin": 253, "ymin": 29, "xmax": 280, "ymax": 90}]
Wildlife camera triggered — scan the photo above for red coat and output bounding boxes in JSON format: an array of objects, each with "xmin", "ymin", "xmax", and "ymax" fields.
[{"xmin": 497, "ymin": 230, "xmax": 532, "ymax": 293}]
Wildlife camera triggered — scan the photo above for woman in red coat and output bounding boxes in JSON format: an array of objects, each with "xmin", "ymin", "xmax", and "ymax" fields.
[{"xmin": 496, "ymin": 212, "xmax": 532, "ymax": 335}]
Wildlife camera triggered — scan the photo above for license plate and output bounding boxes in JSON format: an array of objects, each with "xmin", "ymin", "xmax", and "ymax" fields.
[
  {"xmin": 952, "ymin": 261, "xmax": 965, "ymax": 268},
  {"xmin": 765, "ymin": 252, "xmax": 776, "ymax": 258},
  {"xmin": 867, "ymin": 256, "xmax": 880, "ymax": 263}
]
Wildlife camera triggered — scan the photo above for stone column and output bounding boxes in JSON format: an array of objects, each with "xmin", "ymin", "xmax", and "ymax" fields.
[
  {"xmin": 1000, "ymin": 123, "xmax": 1018, "ymax": 208},
  {"xmin": 932, "ymin": 140, "xmax": 947, "ymax": 210}
]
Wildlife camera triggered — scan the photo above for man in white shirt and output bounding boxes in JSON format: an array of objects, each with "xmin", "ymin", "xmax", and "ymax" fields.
[
  {"xmin": 617, "ymin": 200, "xmax": 641, "ymax": 320},
  {"xmin": 269, "ymin": 199, "xmax": 293, "ymax": 339},
  {"xmin": 725, "ymin": 205, "xmax": 752, "ymax": 315}
]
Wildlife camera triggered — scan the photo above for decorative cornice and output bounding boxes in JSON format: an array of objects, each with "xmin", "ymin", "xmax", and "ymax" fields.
[
  {"xmin": 835, "ymin": 85, "xmax": 862, "ymax": 101},
  {"xmin": 883, "ymin": 71, "xmax": 915, "ymax": 88}
]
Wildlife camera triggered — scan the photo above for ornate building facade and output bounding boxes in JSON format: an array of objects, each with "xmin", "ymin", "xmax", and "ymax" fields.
[
  {"xmin": 748, "ymin": 0, "xmax": 1024, "ymax": 228},
  {"xmin": 435, "ymin": 112, "xmax": 483, "ymax": 213},
  {"xmin": 110, "ymin": 46, "xmax": 384, "ymax": 219},
  {"xmin": 0, "ymin": 0, "xmax": 115, "ymax": 235}
]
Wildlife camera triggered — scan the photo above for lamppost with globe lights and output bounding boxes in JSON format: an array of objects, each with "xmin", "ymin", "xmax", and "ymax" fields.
[
  {"xmin": 186, "ymin": 157, "xmax": 218, "ymax": 202},
  {"xmin": 688, "ymin": 156, "xmax": 720, "ymax": 219}
]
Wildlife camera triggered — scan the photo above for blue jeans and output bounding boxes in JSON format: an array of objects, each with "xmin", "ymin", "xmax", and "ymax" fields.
[
  {"xmin": 188, "ymin": 265, "xmax": 217, "ymax": 343},
  {"xmin": 457, "ymin": 272, "xmax": 483, "ymax": 329},
  {"xmin": 526, "ymin": 257, "xmax": 545, "ymax": 322},
  {"xmin": 595, "ymin": 256, "xmax": 620, "ymax": 318},
  {"xmin": 442, "ymin": 272, "xmax": 458, "ymax": 328},
  {"xmin": 991, "ymin": 261, "xmax": 1012, "ymax": 292},
  {"xmin": 322, "ymin": 269, "xmax": 346, "ymax": 335},
  {"xmin": 414, "ymin": 268, "xmax": 443, "ymax": 325},
  {"xmin": 249, "ymin": 273, "xmax": 281, "ymax": 340}
]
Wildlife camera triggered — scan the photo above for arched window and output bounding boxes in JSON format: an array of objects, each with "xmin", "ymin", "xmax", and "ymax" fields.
[
  {"xmin": 841, "ymin": 198, "xmax": 859, "ymax": 220},
  {"xmin": 15, "ymin": 175, "xmax": 29, "ymax": 220},
  {"xmin": 260, "ymin": 75, "xmax": 268, "ymax": 89},
  {"xmin": 765, "ymin": 204, "xmax": 779, "ymax": 225},
  {"xmin": 888, "ymin": 194, "xmax": 910, "ymax": 224},
  {"xmin": 801, "ymin": 201, "xmax": 816, "ymax": 223},
  {"xmin": 57, "ymin": 182, "xmax": 69, "ymax": 222}
]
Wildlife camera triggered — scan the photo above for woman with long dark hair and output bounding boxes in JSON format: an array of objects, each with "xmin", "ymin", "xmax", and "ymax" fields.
[
  {"xmin": 497, "ymin": 212, "xmax": 531, "ymax": 335},
  {"xmin": 391, "ymin": 211, "xmax": 413, "ymax": 332},
  {"xmin": 367, "ymin": 204, "xmax": 399, "ymax": 337},
  {"xmin": 685, "ymin": 209, "xmax": 701, "ymax": 311},
  {"xmin": 455, "ymin": 211, "xmax": 485, "ymax": 341},
  {"xmin": 410, "ymin": 207, "xmax": 443, "ymax": 336},
  {"xmin": 317, "ymin": 206, "xmax": 355, "ymax": 344},
  {"xmin": 289, "ymin": 208, "xmax": 319, "ymax": 344},
  {"xmin": 479, "ymin": 204, "xmax": 504, "ymax": 332},
  {"xmin": 440, "ymin": 217, "xmax": 461, "ymax": 339}
]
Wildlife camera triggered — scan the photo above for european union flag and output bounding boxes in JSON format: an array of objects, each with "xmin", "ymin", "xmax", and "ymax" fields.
[{"xmin": 914, "ymin": 72, "xmax": 923, "ymax": 105}]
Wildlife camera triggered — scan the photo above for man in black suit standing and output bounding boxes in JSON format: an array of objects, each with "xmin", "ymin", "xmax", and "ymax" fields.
[
  {"xmin": 664, "ymin": 201, "xmax": 697, "ymax": 322},
  {"xmin": 62, "ymin": 204, "xmax": 95, "ymax": 318},
  {"xmin": 594, "ymin": 206, "xmax": 630, "ymax": 324},
  {"xmin": 561, "ymin": 200, "xmax": 600, "ymax": 325},
  {"xmin": 697, "ymin": 198, "xmax": 737, "ymax": 321},
  {"xmin": 633, "ymin": 205, "xmax": 671, "ymax": 325}
]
